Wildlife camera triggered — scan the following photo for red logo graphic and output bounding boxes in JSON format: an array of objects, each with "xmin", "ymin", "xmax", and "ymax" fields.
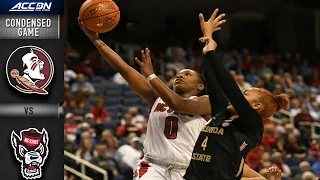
[{"xmin": 11, "ymin": 128, "xmax": 49, "ymax": 179}]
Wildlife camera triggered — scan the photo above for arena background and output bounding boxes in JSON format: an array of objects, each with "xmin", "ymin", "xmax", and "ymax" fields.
[{"xmin": 62, "ymin": 0, "xmax": 320, "ymax": 179}]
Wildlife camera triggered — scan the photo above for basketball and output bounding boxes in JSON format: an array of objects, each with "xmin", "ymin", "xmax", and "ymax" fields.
[{"xmin": 79, "ymin": 0, "xmax": 120, "ymax": 33}]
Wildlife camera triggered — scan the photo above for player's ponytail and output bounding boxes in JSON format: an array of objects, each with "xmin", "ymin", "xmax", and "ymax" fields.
[
  {"xmin": 254, "ymin": 88, "xmax": 290, "ymax": 119},
  {"xmin": 275, "ymin": 94, "xmax": 290, "ymax": 112}
]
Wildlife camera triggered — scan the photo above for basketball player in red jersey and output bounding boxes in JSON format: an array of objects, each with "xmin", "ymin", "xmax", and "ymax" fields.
[{"xmin": 78, "ymin": 11, "xmax": 266, "ymax": 179}]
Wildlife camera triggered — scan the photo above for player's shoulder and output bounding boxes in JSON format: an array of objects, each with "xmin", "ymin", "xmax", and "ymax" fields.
[{"xmin": 189, "ymin": 95, "xmax": 209, "ymax": 100}]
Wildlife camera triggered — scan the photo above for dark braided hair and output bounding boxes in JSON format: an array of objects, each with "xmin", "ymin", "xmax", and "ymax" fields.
[{"xmin": 196, "ymin": 72, "xmax": 207, "ymax": 96}]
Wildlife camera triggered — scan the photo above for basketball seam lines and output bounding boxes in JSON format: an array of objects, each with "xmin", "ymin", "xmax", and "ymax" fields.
[
  {"xmin": 82, "ymin": 0, "xmax": 116, "ymax": 19},
  {"xmin": 81, "ymin": 1, "xmax": 119, "ymax": 21},
  {"xmin": 83, "ymin": 10, "xmax": 119, "ymax": 28},
  {"xmin": 84, "ymin": 19, "xmax": 119, "ymax": 29},
  {"xmin": 84, "ymin": 10, "xmax": 120, "ymax": 20},
  {"xmin": 83, "ymin": 10, "xmax": 120, "ymax": 21}
]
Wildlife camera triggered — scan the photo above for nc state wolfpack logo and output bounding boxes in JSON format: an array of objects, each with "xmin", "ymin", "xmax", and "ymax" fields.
[
  {"xmin": 11, "ymin": 128, "xmax": 49, "ymax": 179},
  {"xmin": 6, "ymin": 46, "xmax": 54, "ymax": 95}
]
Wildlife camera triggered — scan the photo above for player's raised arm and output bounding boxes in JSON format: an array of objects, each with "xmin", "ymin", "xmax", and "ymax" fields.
[
  {"xmin": 202, "ymin": 37, "xmax": 263, "ymax": 143},
  {"xmin": 78, "ymin": 18, "xmax": 157, "ymax": 104},
  {"xmin": 202, "ymin": 41, "xmax": 229, "ymax": 116},
  {"xmin": 199, "ymin": 9, "xmax": 262, "ymax": 130},
  {"xmin": 197, "ymin": 10, "xmax": 229, "ymax": 116},
  {"xmin": 199, "ymin": 9, "xmax": 289, "ymax": 145}
]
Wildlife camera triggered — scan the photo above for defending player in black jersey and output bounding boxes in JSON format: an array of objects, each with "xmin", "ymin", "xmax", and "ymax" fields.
[{"xmin": 184, "ymin": 9, "xmax": 290, "ymax": 180}]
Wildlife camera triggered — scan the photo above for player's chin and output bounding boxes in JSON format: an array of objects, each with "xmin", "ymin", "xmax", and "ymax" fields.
[{"xmin": 173, "ymin": 84, "xmax": 184, "ymax": 92}]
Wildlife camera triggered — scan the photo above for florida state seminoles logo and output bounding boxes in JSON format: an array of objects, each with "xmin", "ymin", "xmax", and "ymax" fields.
[
  {"xmin": 6, "ymin": 46, "xmax": 54, "ymax": 95},
  {"xmin": 11, "ymin": 128, "xmax": 49, "ymax": 179}
]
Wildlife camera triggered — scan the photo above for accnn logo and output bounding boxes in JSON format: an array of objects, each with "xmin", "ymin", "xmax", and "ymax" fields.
[{"xmin": 9, "ymin": 2, "xmax": 52, "ymax": 12}]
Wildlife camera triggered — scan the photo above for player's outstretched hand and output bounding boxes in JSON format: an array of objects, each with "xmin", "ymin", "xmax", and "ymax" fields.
[
  {"xmin": 199, "ymin": 37, "xmax": 217, "ymax": 54},
  {"xmin": 199, "ymin": 8, "xmax": 226, "ymax": 38},
  {"xmin": 78, "ymin": 17, "xmax": 99, "ymax": 40},
  {"xmin": 135, "ymin": 48, "xmax": 155, "ymax": 77},
  {"xmin": 268, "ymin": 166, "xmax": 281, "ymax": 180}
]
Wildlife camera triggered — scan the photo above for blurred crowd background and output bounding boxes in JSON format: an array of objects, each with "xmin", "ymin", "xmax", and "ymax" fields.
[{"xmin": 63, "ymin": 0, "xmax": 320, "ymax": 179}]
